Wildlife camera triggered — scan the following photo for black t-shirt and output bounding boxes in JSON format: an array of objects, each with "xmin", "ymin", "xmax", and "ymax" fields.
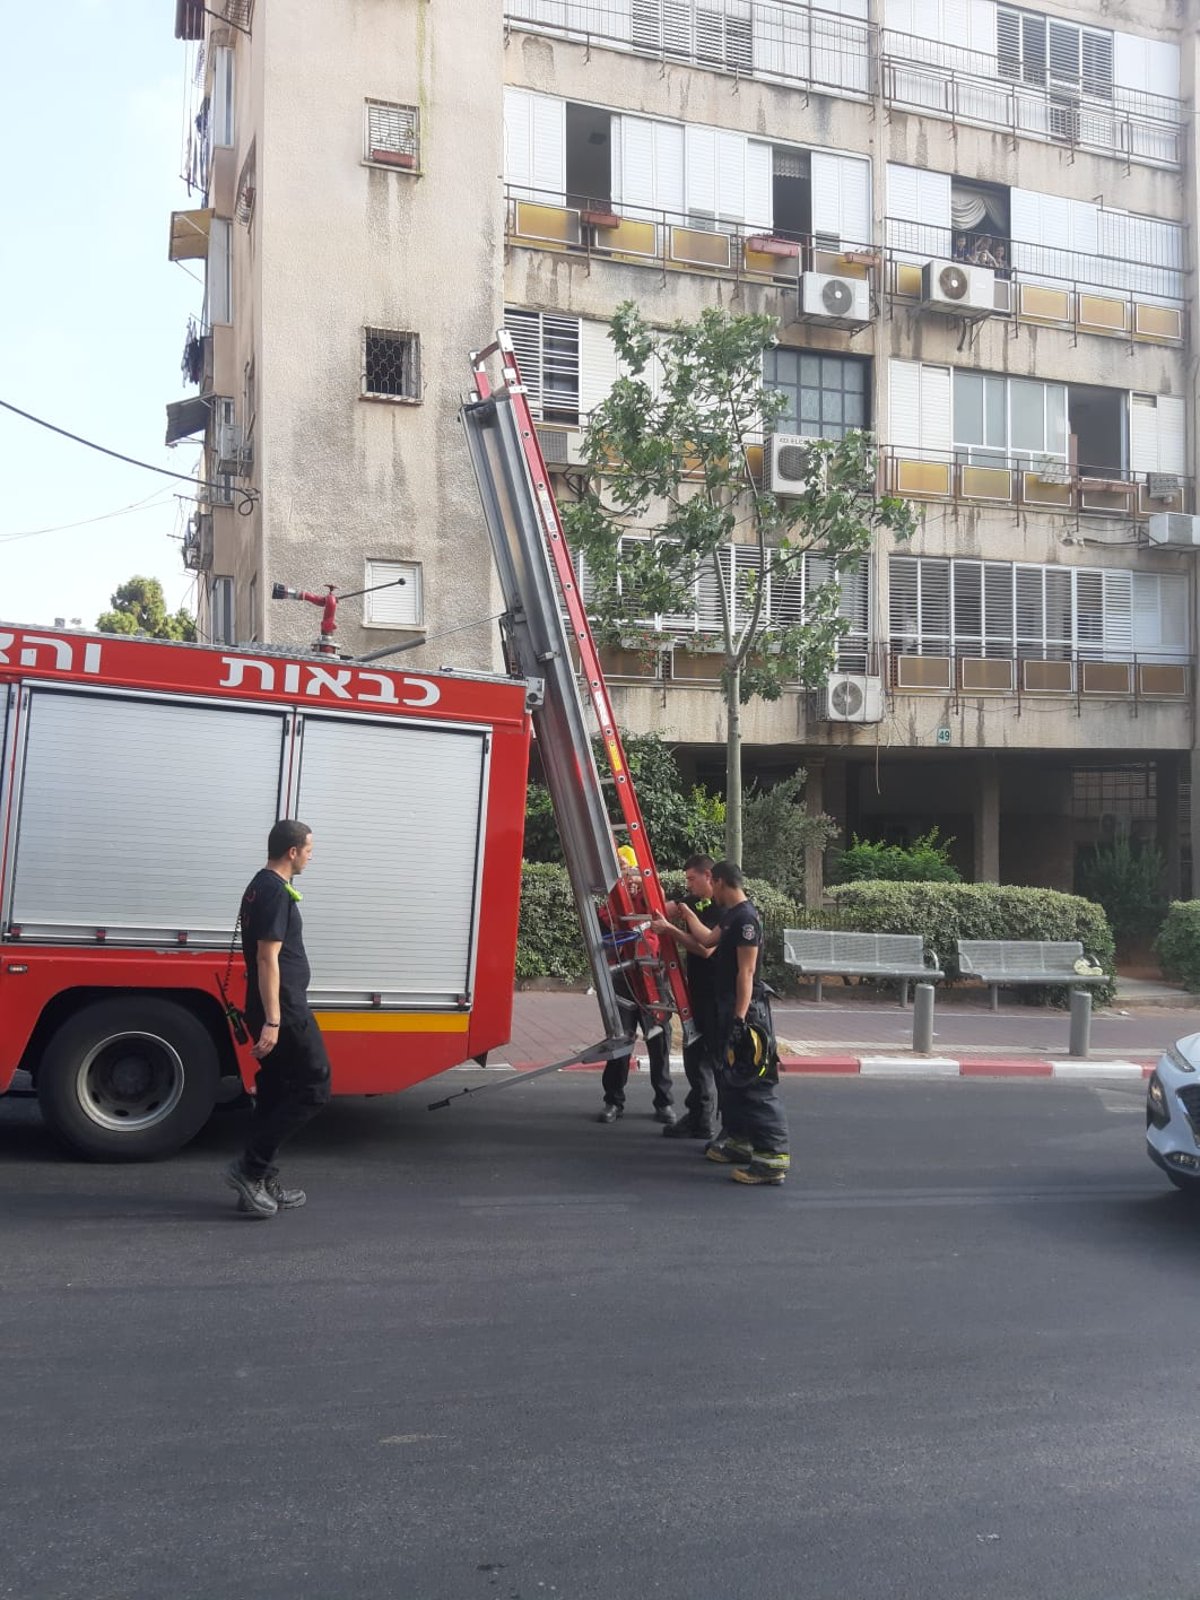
[
  {"xmin": 241, "ymin": 868, "xmax": 312, "ymax": 1026},
  {"xmin": 683, "ymin": 894, "xmax": 721, "ymax": 998},
  {"xmin": 713, "ymin": 898, "xmax": 765, "ymax": 1008}
]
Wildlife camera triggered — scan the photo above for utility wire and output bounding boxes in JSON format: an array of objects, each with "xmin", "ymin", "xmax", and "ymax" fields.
[
  {"xmin": 0, "ymin": 398, "xmax": 259, "ymax": 511},
  {"xmin": 0, "ymin": 488, "xmax": 174, "ymax": 544}
]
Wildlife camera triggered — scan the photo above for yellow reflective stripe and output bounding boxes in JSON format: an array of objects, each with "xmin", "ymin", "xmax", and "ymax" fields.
[{"xmin": 312, "ymin": 1012, "xmax": 470, "ymax": 1034}]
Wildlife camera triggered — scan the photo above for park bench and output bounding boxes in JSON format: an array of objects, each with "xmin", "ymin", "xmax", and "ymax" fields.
[
  {"xmin": 782, "ymin": 930, "xmax": 943, "ymax": 1006},
  {"xmin": 956, "ymin": 939, "xmax": 1108, "ymax": 1011}
]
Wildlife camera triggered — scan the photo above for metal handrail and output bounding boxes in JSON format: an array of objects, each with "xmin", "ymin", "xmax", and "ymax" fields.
[
  {"xmin": 881, "ymin": 447, "xmax": 1193, "ymax": 516},
  {"xmin": 504, "ymin": 0, "xmax": 873, "ymax": 100}
]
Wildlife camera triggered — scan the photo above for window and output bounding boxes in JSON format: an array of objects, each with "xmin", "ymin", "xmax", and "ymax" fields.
[
  {"xmin": 212, "ymin": 47, "xmax": 235, "ymax": 148},
  {"xmin": 365, "ymin": 100, "xmax": 419, "ymax": 170},
  {"xmin": 631, "ymin": 0, "xmax": 753, "ymax": 72},
  {"xmin": 211, "ymin": 576, "xmax": 235, "ymax": 645},
  {"xmin": 505, "ymin": 309, "xmax": 581, "ymax": 425},
  {"xmin": 951, "ymin": 370, "xmax": 1066, "ymax": 467},
  {"xmin": 363, "ymin": 560, "xmax": 423, "ymax": 629},
  {"xmin": 362, "ymin": 330, "xmax": 420, "ymax": 401},
  {"xmin": 765, "ymin": 351, "xmax": 868, "ymax": 439},
  {"xmin": 205, "ymin": 218, "xmax": 232, "ymax": 326},
  {"xmin": 997, "ymin": 7, "xmax": 1112, "ymax": 99}
]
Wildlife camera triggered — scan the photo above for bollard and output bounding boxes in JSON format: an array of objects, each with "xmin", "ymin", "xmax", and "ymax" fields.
[
  {"xmin": 1068, "ymin": 988, "xmax": 1092, "ymax": 1059},
  {"xmin": 912, "ymin": 982, "xmax": 935, "ymax": 1055}
]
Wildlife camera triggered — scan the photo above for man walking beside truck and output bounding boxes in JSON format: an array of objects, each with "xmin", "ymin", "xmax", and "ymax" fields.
[{"xmin": 224, "ymin": 820, "xmax": 331, "ymax": 1218}]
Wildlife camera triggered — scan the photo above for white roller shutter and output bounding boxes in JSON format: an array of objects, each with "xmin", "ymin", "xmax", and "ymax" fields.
[
  {"xmin": 887, "ymin": 162, "xmax": 950, "ymax": 255},
  {"xmin": 1131, "ymin": 394, "xmax": 1186, "ymax": 475},
  {"xmin": 921, "ymin": 364, "xmax": 952, "ymax": 454},
  {"xmin": 685, "ymin": 124, "xmax": 717, "ymax": 215},
  {"xmin": 616, "ymin": 115, "xmax": 684, "ymax": 216},
  {"xmin": 579, "ymin": 318, "xmax": 621, "ymax": 420},
  {"xmin": 503, "ymin": 89, "xmax": 565, "ymax": 200},
  {"xmin": 9, "ymin": 692, "xmax": 285, "ymax": 942},
  {"xmin": 1145, "ymin": 39, "xmax": 1180, "ymax": 99},
  {"xmin": 294, "ymin": 717, "xmax": 487, "ymax": 1005},
  {"xmin": 811, "ymin": 151, "xmax": 871, "ymax": 250},
  {"xmin": 888, "ymin": 359, "xmax": 922, "ymax": 451},
  {"xmin": 1157, "ymin": 396, "xmax": 1186, "ymax": 474},
  {"xmin": 716, "ymin": 130, "xmax": 746, "ymax": 221}
]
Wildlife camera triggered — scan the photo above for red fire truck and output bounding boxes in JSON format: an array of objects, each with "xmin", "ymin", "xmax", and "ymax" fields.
[{"xmin": 0, "ymin": 336, "xmax": 691, "ymax": 1159}]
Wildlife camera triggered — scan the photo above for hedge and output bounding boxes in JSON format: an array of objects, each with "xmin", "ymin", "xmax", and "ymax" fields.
[
  {"xmin": 1156, "ymin": 902, "xmax": 1200, "ymax": 992},
  {"xmin": 826, "ymin": 880, "xmax": 1116, "ymax": 1003},
  {"xmin": 517, "ymin": 863, "xmax": 804, "ymax": 991}
]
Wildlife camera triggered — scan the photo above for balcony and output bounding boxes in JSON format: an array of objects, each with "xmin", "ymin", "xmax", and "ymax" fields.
[
  {"xmin": 883, "ymin": 449, "xmax": 1192, "ymax": 522},
  {"xmin": 505, "ymin": 0, "xmax": 872, "ymax": 101},
  {"xmin": 883, "ymin": 222, "xmax": 1187, "ymax": 347},
  {"xmin": 506, "ymin": 186, "xmax": 877, "ymax": 297},
  {"xmin": 888, "ymin": 645, "xmax": 1190, "ymax": 708},
  {"xmin": 881, "ymin": 30, "xmax": 1185, "ymax": 168}
]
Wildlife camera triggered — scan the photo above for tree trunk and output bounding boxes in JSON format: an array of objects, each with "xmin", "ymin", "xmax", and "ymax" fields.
[{"xmin": 724, "ymin": 659, "xmax": 743, "ymax": 864}]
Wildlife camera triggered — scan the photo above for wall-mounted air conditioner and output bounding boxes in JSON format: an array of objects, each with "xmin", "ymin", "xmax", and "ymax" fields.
[
  {"xmin": 921, "ymin": 258, "xmax": 996, "ymax": 316},
  {"xmin": 536, "ymin": 427, "xmax": 589, "ymax": 470},
  {"xmin": 800, "ymin": 271, "xmax": 870, "ymax": 324},
  {"xmin": 768, "ymin": 433, "xmax": 824, "ymax": 496},
  {"xmin": 820, "ymin": 673, "xmax": 884, "ymax": 723},
  {"xmin": 1148, "ymin": 474, "xmax": 1182, "ymax": 501},
  {"xmin": 1148, "ymin": 513, "xmax": 1200, "ymax": 548}
]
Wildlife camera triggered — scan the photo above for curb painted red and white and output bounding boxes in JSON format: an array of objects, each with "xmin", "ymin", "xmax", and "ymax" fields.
[{"xmin": 497, "ymin": 1054, "xmax": 1156, "ymax": 1081}]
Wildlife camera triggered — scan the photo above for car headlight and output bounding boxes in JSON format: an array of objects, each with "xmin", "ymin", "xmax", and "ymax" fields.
[{"xmin": 1165, "ymin": 1045, "xmax": 1197, "ymax": 1075}]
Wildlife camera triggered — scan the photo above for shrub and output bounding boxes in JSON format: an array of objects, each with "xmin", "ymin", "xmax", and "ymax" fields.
[
  {"xmin": 740, "ymin": 772, "xmax": 836, "ymax": 900},
  {"xmin": 517, "ymin": 863, "xmax": 803, "ymax": 992},
  {"xmin": 1156, "ymin": 902, "xmax": 1200, "ymax": 992},
  {"xmin": 826, "ymin": 880, "xmax": 1116, "ymax": 1003},
  {"xmin": 1076, "ymin": 837, "xmax": 1165, "ymax": 948},
  {"xmin": 833, "ymin": 827, "xmax": 961, "ymax": 884}
]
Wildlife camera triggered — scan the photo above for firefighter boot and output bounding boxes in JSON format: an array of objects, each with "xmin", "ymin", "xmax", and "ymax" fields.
[
  {"xmin": 263, "ymin": 1175, "xmax": 307, "ymax": 1209},
  {"xmin": 225, "ymin": 1159, "xmax": 279, "ymax": 1218},
  {"xmin": 732, "ymin": 1152, "xmax": 790, "ymax": 1187},
  {"xmin": 704, "ymin": 1136, "xmax": 753, "ymax": 1166}
]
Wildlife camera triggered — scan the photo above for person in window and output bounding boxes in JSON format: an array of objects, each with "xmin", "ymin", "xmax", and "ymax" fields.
[
  {"xmin": 991, "ymin": 241, "xmax": 1011, "ymax": 279},
  {"xmin": 972, "ymin": 235, "xmax": 1000, "ymax": 269},
  {"xmin": 596, "ymin": 847, "xmax": 675, "ymax": 1126},
  {"xmin": 953, "ymin": 233, "xmax": 971, "ymax": 262}
]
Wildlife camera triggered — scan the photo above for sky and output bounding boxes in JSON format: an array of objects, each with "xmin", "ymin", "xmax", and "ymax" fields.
[{"xmin": 1, "ymin": 0, "xmax": 200, "ymax": 627}]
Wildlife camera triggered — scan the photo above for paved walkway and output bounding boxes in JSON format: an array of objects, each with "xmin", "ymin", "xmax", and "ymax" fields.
[{"xmin": 501, "ymin": 986, "xmax": 1200, "ymax": 1077}]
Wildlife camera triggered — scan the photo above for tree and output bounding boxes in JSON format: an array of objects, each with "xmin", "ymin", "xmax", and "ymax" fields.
[
  {"xmin": 97, "ymin": 577, "xmax": 196, "ymax": 642},
  {"xmin": 741, "ymin": 773, "xmax": 836, "ymax": 900},
  {"xmin": 562, "ymin": 303, "xmax": 916, "ymax": 863}
]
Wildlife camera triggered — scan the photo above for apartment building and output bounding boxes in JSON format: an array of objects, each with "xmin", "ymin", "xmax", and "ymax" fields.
[{"xmin": 168, "ymin": 0, "xmax": 1198, "ymax": 895}]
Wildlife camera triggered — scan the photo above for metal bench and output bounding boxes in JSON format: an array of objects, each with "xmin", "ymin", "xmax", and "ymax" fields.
[
  {"xmin": 956, "ymin": 939, "xmax": 1108, "ymax": 1011},
  {"xmin": 783, "ymin": 930, "xmax": 943, "ymax": 1005}
]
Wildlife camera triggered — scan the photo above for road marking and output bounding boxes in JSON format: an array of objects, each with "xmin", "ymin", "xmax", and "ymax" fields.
[
  {"xmin": 1049, "ymin": 1060, "xmax": 1145, "ymax": 1079},
  {"xmin": 379, "ymin": 1434, "xmax": 439, "ymax": 1445},
  {"xmin": 859, "ymin": 1056, "xmax": 961, "ymax": 1076}
]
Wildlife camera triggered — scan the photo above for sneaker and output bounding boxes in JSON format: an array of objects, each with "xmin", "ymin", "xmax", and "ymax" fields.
[
  {"xmin": 731, "ymin": 1159, "xmax": 788, "ymax": 1187},
  {"xmin": 653, "ymin": 1105, "xmax": 677, "ymax": 1126},
  {"xmin": 704, "ymin": 1138, "xmax": 753, "ymax": 1166},
  {"xmin": 597, "ymin": 1104, "xmax": 623, "ymax": 1123},
  {"xmin": 224, "ymin": 1159, "xmax": 278, "ymax": 1218},
  {"xmin": 264, "ymin": 1176, "xmax": 306, "ymax": 1210}
]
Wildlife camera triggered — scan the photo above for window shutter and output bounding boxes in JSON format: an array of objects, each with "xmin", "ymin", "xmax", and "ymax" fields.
[
  {"xmin": 1074, "ymin": 569, "xmax": 1105, "ymax": 657},
  {"xmin": 1130, "ymin": 394, "xmax": 1186, "ymax": 476},
  {"xmin": 1020, "ymin": 12, "xmax": 1046, "ymax": 83},
  {"xmin": 1015, "ymin": 566, "xmax": 1045, "ymax": 649},
  {"xmin": 889, "ymin": 556, "xmax": 922, "ymax": 643},
  {"xmin": 919, "ymin": 364, "xmax": 952, "ymax": 455},
  {"xmin": 997, "ymin": 6, "xmax": 1020, "ymax": 77},
  {"xmin": 1129, "ymin": 394, "xmax": 1157, "ymax": 474},
  {"xmin": 812, "ymin": 152, "xmax": 868, "ymax": 251},
  {"xmin": 1159, "ymin": 577, "xmax": 1189, "ymax": 657},
  {"xmin": 212, "ymin": 47, "xmax": 235, "ymax": 147},
  {"xmin": 840, "ymin": 157, "xmax": 872, "ymax": 251},
  {"xmin": 1144, "ymin": 39, "xmax": 1180, "ymax": 99},
  {"xmin": 685, "ymin": 124, "xmax": 717, "ymax": 216},
  {"xmin": 505, "ymin": 309, "xmax": 545, "ymax": 416},
  {"xmin": 1101, "ymin": 570, "xmax": 1133, "ymax": 659},
  {"xmin": 888, "ymin": 359, "xmax": 922, "ymax": 451},
  {"xmin": 887, "ymin": 163, "xmax": 920, "ymax": 224},
  {"xmin": 1045, "ymin": 569, "xmax": 1072, "ymax": 652},
  {"xmin": 531, "ymin": 95, "xmax": 566, "ymax": 199},
  {"xmin": 503, "ymin": 89, "xmax": 533, "ymax": 191},
  {"xmin": 1081, "ymin": 30, "xmax": 1113, "ymax": 97},
  {"xmin": 655, "ymin": 120, "xmax": 685, "ymax": 215},
  {"xmin": 920, "ymin": 560, "xmax": 951, "ymax": 647},
  {"xmin": 840, "ymin": 558, "xmax": 871, "ymax": 636},
  {"xmin": 745, "ymin": 141, "xmax": 773, "ymax": 231},
  {"xmin": 615, "ymin": 115, "xmax": 656, "ymax": 211},
  {"xmin": 1113, "ymin": 32, "xmax": 1147, "ymax": 94},
  {"xmin": 884, "ymin": 0, "xmax": 914, "ymax": 34},
  {"xmin": 1132, "ymin": 573, "xmax": 1162, "ymax": 653},
  {"xmin": 968, "ymin": 0, "xmax": 996, "ymax": 60},
  {"xmin": 364, "ymin": 561, "xmax": 423, "ymax": 629},
  {"xmin": 1047, "ymin": 19, "xmax": 1080, "ymax": 85},
  {"xmin": 579, "ymin": 318, "xmax": 620, "ymax": 421},
  {"xmin": 206, "ymin": 219, "xmax": 232, "ymax": 325},
  {"xmin": 953, "ymin": 560, "xmax": 983, "ymax": 645},
  {"xmin": 715, "ymin": 130, "xmax": 747, "ymax": 221},
  {"xmin": 697, "ymin": 546, "xmax": 734, "ymax": 633},
  {"xmin": 983, "ymin": 562, "xmax": 1014, "ymax": 647},
  {"xmin": 1157, "ymin": 396, "xmax": 1186, "ymax": 476}
]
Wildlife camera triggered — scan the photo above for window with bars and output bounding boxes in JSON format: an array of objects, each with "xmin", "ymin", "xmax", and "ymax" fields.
[
  {"xmin": 362, "ymin": 329, "xmax": 421, "ymax": 401},
  {"xmin": 890, "ymin": 557, "xmax": 1189, "ymax": 662},
  {"xmin": 997, "ymin": 7, "xmax": 1112, "ymax": 98},
  {"xmin": 365, "ymin": 100, "xmax": 420, "ymax": 169},
  {"xmin": 765, "ymin": 351, "xmax": 869, "ymax": 440},
  {"xmin": 505, "ymin": 308, "xmax": 581, "ymax": 425}
]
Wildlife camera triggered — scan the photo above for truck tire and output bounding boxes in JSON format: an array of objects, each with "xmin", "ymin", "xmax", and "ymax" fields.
[{"xmin": 36, "ymin": 997, "xmax": 221, "ymax": 1161}]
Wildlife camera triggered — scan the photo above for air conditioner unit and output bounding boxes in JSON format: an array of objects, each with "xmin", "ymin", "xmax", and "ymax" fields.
[
  {"xmin": 1148, "ymin": 512, "xmax": 1200, "ymax": 548},
  {"xmin": 214, "ymin": 419, "xmax": 250, "ymax": 475},
  {"xmin": 1148, "ymin": 473, "xmax": 1182, "ymax": 501},
  {"xmin": 536, "ymin": 427, "xmax": 589, "ymax": 470},
  {"xmin": 821, "ymin": 672, "xmax": 884, "ymax": 723},
  {"xmin": 768, "ymin": 433, "xmax": 824, "ymax": 496},
  {"xmin": 921, "ymin": 258, "xmax": 996, "ymax": 316},
  {"xmin": 1035, "ymin": 458, "xmax": 1071, "ymax": 485},
  {"xmin": 800, "ymin": 271, "xmax": 870, "ymax": 324}
]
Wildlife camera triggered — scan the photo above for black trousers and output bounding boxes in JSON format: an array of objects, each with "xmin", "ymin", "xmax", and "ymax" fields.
[
  {"xmin": 242, "ymin": 1010, "xmax": 332, "ymax": 1179},
  {"xmin": 602, "ymin": 1019, "xmax": 673, "ymax": 1109},
  {"xmin": 715, "ymin": 995, "xmax": 789, "ymax": 1157},
  {"xmin": 682, "ymin": 989, "xmax": 718, "ymax": 1127}
]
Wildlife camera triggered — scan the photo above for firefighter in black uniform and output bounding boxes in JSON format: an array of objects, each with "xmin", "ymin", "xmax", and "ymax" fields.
[
  {"xmin": 657, "ymin": 854, "xmax": 721, "ymax": 1141},
  {"xmin": 655, "ymin": 860, "xmax": 789, "ymax": 1185}
]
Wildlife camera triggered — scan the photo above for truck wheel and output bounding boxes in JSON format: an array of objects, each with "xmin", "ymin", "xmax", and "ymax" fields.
[{"xmin": 36, "ymin": 997, "xmax": 220, "ymax": 1161}]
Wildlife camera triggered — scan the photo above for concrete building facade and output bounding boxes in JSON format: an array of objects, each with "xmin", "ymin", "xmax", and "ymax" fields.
[{"xmin": 169, "ymin": 0, "xmax": 1199, "ymax": 896}]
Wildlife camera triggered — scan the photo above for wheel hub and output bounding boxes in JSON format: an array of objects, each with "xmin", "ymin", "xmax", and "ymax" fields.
[{"xmin": 76, "ymin": 1032, "xmax": 186, "ymax": 1132}]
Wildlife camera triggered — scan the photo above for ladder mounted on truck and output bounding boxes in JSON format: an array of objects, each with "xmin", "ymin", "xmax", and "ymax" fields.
[{"xmin": 460, "ymin": 331, "xmax": 696, "ymax": 1055}]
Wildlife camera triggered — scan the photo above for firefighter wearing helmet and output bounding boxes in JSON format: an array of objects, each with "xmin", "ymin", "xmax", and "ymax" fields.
[{"xmin": 595, "ymin": 845, "xmax": 676, "ymax": 1126}]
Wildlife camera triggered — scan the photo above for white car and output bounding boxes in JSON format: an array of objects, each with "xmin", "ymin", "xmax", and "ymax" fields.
[{"xmin": 1146, "ymin": 1033, "xmax": 1200, "ymax": 1192}]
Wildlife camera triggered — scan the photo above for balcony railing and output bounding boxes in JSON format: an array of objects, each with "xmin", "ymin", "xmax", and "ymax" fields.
[
  {"xmin": 888, "ymin": 644, "xmax": 1190, "ymax": 707},
  {"xmin": 883, "ymin": 449, "xmax": 1193, "ymax": 521},
  {"xmin": 505, "ymin": 185, "xmax": 878, "ymax": 289},
  {"xmin": 881, "ymin": 30, "xmax": 1185, "ymax": 167},
  {"xmin": 505, "ymin": 0, "xmax": 872, "ymax": 101},
  {"xmin": 883, "ymin": 220, "xmax": 1188, "ymax": 345}
]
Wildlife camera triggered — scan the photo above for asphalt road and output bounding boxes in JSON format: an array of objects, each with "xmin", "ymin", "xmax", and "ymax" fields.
[{"xmin": 2, "ymin": 1071, "xmax": 1196, "ymax": 1600}]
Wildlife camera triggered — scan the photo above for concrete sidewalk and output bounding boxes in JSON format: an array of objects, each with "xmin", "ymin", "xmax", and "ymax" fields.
[{"xmin": 499, "ymin": 987, "xmax": 1200, "ymax": 1079}]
